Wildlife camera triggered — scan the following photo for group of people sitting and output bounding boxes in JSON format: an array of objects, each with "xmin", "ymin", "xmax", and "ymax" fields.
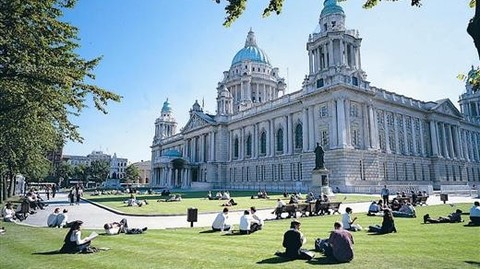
[
  {"xmin": 1, "ymin": 189, "xmax": 49, "ymax": 222},
  {"xmin": 272, "ymin": 193, "xmax": 332, "ymax": 219},
  {"xmin": 367, "ymin": 198, "xmax": 416, "ymax": 218},
  {"xmin": 47, "ymin": 207, "xmax": 71, "ymax": 228},
  {"xmin": 276, "ymin": 219, "xmax": 355, "ymax": 263},
  {"xmin": 251, "ymin": 190, "xmax": 269, "ymax": 199},
  {"xmin": 59, "ymin": 218, "xmax": 147, "ymax": 254},
  {"xmin": 211, "ymin": 207, "xmax": 264, "ymax": 234}
]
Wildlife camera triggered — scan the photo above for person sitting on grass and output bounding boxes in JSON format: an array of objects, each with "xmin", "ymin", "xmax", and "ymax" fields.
[
  {"xmin": 423, "ymin": 209, "xmax": 463, "ymax": 224},
  {"xmin": 56, "ymin": 209, "xmax": 71, "ymax": 228},
  {"xmin": 367, "ymin": 201, "xmax": 380, "ymax": 216},
  {"xmin": 250, "ymin": 207, "xmax": 264, "ymax": 231},
  {"xmin": 317, "ymin": 221, "xmax": 354, "ymax": 263},
  {"xmin": 239, "ymin": 210, "xmax": 260, "ymax": 235},
  {"xmin": 103, "ymin": 218, "xmax": 147, "ymax": 235},
  {"xmin": 212, "ymin": 207, "xmax": 231, "ymax": 232},
  {"xmin": 59, "ymin": 220, "xmax": 97, "ymax": 253},
  {"xmin": 368, "ymin": 208, "xmax": 397, "ymax": 234},
  {"xmin": 222, "ymin": 198, "xmax": 237, "ymax": 207},
  {"xmin": 468, "ymin": 201, "xmax": 480, "ymax": 226},
  {"xmin": 342, "ymin": 207, "xmax": 362, "ymax": 231},
  {"xmin": 166, "ymin": 194, "xmax": 181, "ymax": 202},
  {"xmin": 1, "ymin": 202, "xmax": 17, "ymax": 223},
  {"xmin": 393, "ymin": 202, "xmax": 416, "ymax": 218},
  {"xmin": 275, "ymin": 219, "xmax": 314, "ymax": 260},
  {"xmin": 47, "ymin": 208, "xmax": 60, "ymax": 227}
]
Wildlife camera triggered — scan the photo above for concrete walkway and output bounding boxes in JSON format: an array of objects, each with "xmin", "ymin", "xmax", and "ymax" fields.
[{"xmin": 20, "ymin": 192, "xmax": 479, "ymax": 230}]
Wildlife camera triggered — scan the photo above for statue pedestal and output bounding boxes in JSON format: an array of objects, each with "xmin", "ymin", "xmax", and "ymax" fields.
[{"xmin": 312, "ymin": 168, "xmax": 333, "ymax": 196}]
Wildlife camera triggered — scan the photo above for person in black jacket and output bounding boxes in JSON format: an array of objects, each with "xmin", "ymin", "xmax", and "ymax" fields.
[
  {"xmin": 368, "ymin": 209, "xmax": 397, "ymax": 234},
  {"xmin": 275, "ymin": 220, "xmax": 314, "ymax": 260}
]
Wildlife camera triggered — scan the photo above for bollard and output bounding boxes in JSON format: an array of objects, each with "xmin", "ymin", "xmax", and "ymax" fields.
[{"xmin": 187, "ymin": 207, "xmax": 198, "ymax": 227}]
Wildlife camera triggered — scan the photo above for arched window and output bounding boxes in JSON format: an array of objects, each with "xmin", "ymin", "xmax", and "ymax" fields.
[
  {"xmin": 234, "ymin": 137, "xmax": 239, "ymax": 159},
  {"xmin": 295, "ymin": 123, "xmax": 303, "ymax": 150},
  {"xmin": 260, "ymin": 131, "xmax": 267, "ymax": 155},
  {"xmin": 276, "ymin": 128, "xmax": 284, "ymax": 153},
  {"xmin": 246, "ymin": 134, "xmax": 252, "ymax": 157}
]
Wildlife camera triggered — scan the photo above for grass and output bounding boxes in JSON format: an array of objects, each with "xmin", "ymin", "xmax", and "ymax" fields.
[
  {"xmin": 0, "ymin": 203, "xmax": 478, "ymax": 269},
  {"xmin": 84, "ymin": 191, "xmax": 378, "ymax": 215}
]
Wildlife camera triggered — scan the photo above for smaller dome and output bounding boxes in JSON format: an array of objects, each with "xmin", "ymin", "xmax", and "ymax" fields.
[
  {"xmin": 163, "ymin": 149, "xmax": 182, "ymax": 158},
  {"xmin": 161, "ymin": 99, "xmax": 172, "ymax": 114},
  {"xmin": 320, "ymin": 0, "xmax": 344, "ymax": 17}
]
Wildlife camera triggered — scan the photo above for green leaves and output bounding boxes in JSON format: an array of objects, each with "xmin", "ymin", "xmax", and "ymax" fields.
[{"xmin": 0, "ymin": 0, "xmax": 121, "ymax": 195}]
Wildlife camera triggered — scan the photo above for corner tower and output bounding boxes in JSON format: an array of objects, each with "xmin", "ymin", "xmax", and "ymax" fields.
[
  {"xmin": 304, "ymin": 0, "xmax": 368, "ymax": 92},
  {"xmin": 154, "ymin": 99, "xmax": 177, "ymax": 142},
  {"xmin": 459, "ymin": 66, "xmax": 480, "ymax": 123}
]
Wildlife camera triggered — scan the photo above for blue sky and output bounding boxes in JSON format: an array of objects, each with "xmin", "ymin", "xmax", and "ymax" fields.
[{"xmin": 63, "ymin": 0, "xmax": 477, "ymax": 163}]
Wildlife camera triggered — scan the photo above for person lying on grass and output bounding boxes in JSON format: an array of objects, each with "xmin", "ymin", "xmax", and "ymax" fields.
[
  {"xmin": 104, "ymin": 218, "xmax": 147, "ymax": 235},
  {"xmin": 423, "ymin": 209, "xmax": 463, "ymax": 224}
]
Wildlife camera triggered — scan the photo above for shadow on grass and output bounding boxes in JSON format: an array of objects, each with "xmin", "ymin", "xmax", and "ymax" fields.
[
  {"xmin": 308, "ymin": 256, "xmax": 343, "ymax": 265},
  {"xmin": 32, "ymin": 250, "xmax": 63, "ymax": 255},
  {"xmin": 199, "ymin": 230, "xmax": 218, "ymax": 234},
  {"xmin": 464, "ymin": 261, "xmax": 480, "ymax": 267},
  {"xmin": 256, "ymin": 256, "xmax": 294, "ymax": 264}
]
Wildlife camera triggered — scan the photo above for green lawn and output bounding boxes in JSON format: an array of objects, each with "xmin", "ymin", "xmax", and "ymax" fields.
[
  {"xmin": 85, "ymin": 191, "xmax": 378, "ymax": 215},
  {"xmin": 0, "ymin": 204, "xmax": 478, "ymax": 269}
]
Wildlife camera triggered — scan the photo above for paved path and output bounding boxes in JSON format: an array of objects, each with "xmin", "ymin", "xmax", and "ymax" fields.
[{"xmin": 20, "ymin": 192, "xmax": 479, "ymax": 230}]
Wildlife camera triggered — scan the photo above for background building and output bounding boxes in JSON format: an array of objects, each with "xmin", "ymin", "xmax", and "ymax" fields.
[
  {"xmin": 151, "ymin": 0, "xmax": 480, "ymax": 192},
  {"xmin": 132, "ymin": 160, "xmax": 151, "ymax": 184},
  {"xmin": 63, "ymin": 151, "xmax": 128, "ymax": 179}
]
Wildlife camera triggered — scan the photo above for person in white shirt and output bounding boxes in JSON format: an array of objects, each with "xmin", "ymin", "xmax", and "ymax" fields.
[
  {"xmin": 239, "ymin": 210, "xmax": 253, "ymax": 234},
  {"xmin": 2, "ymin": 203, "xmax": 16, "ymax": 222},
  {"xmin": 469, "ymin": 201, "xmax": 480, "ymax": 226},
  {"xmin": 274, "ymin": 199, "xmax": 287, "ymax": 219},
  {"xmin": 342, "ymin": 207, "xmax": 362, "ymax": 231},
  {"xmin": 212, "ymin": 207, "xmax": 231, "ymax": 231},
  {"xmin": 250, "ymin": 206, "xmax": 264, "ymax": 232},
  {"xmin": 56, "ymin": 209, "xmax": 69, "ymax": 228},
  {"xmin": 47, "ymin": 208, "xmax": 60, "ymax": 227},
  {"xmin": 59, "ymin": 220, "xmax": 95, "ymax": 253}
]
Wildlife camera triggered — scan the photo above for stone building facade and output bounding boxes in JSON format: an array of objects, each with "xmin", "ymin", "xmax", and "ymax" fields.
[{"xmin": 150, "ymin": 0, "xmax": 480, "ymax": 192}]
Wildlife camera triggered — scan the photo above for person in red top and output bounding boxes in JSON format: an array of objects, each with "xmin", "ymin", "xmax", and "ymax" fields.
[{"xmin": 319, "ymin": 221, "xmax": 354, "ymax": 263}]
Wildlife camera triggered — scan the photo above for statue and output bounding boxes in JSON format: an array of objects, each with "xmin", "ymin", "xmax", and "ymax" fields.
[{"xmin": 314, "ymin": 143, "xmax": 325, "ymax": 170}]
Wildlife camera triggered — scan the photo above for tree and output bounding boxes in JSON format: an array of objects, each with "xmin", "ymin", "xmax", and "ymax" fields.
[
  {"xmin": 0, "ymin": 0, "xmax": 121, "ymax": 201},
  {"xmin": 73, "ymin": 164, "xmax": 89, "ymax": 183},
  {"xmin": 125, "ymin": 164, "xmax": 141, "ymax": 183},
  {"xmin": 89, "ymin": 160, "xmax": 110, "ymax": 183}
]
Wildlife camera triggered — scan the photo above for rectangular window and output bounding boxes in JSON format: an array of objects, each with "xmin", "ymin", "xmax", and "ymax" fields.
[{"xmin": 317, "ymin": 79, "xmax": 324, "ymax": 88}]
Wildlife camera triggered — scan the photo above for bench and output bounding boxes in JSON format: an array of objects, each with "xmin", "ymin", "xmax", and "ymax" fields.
[
  {"xmin": 315, "ymin": 201, "xmax": 342, "ymax": 215},
  {"xmin": 274, "ymin": 204, "xmax": 299, "ymax": 219},
  {"xmin": 415, "ymin": 196, "xmax": 428, "ymax": 206}
]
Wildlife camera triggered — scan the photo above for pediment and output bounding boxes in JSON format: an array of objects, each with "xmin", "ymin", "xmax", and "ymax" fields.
[
  {"xmin": 182, "ymin": 113, "xmax": 212, "ymax": 133},
  {"xmin": 431, "ymin": 99, "xmax": 462, "ymax": 118}
]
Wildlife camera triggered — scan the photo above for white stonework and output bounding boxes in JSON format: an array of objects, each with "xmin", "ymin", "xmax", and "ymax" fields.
[
  {"xmin": 63, "ymin": 151, "xmax": 128, "ymax": 179},
  {"xmin": 151, "ymin": 0, "xmax": 480, "ymax": 192}
]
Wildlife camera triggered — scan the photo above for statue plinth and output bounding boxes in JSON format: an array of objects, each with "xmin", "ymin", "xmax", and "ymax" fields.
[{"xmin": 312, "ymin": 168, "xmax": 333, "ymax": 196}]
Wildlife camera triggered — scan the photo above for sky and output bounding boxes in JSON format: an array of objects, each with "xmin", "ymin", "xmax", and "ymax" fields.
[{"xmin": 62, "ymin": 0, "xmax": 477, "ymax": 163}]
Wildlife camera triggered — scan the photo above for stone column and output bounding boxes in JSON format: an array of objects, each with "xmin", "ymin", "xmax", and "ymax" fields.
[
  {"xmin": 288, "ymin": 114, "xmax": 293, "ymax": 154},
  {"xmin": 385, "ymin": 112, "xmax": 391, "ymax": 153},
  {"xmin": 440, "ymin": 123, "xmax": 449, "ymax": 158},
  {"xmin": 402, "ymin": 115, "xmax": 408, "ymax": 155},
  {"xmin": 302, "ymin": 108, "xmax": 309, "ymax": 151},
  {"xmin": 411, "ymin": 118, "xmax": 418, "ymax": 155},
  {"xmin": 345, "ymin": 99, "xmax": 351, "ymax": 147},
  {"xmin": 337, "ymin": 98, "xmax": 347, "ymax": 148},
  {"xmin": 270, "ymin": 119, "xmax": 275, "ymax": 156},
  {"xmin": 448, "ymin": 125, "xmax": 455, "ymax": 159},
  {"xmin": 429, "ymin": 120, "xmax": 439, "ymax": 157},
  {"xmin": 331, "ymin": 101, "xmax": 338, "ymax": 148},
  {"xmin": 229, "ymin": 131, "xmax": 233, "ymax": 161},
  {"xmin": 309, "ymin": 51, "xmax": 313, "ymax": 74},
  {"xmin": 419, "ymin": 120, "xmax": 425, "ymax": 156},
  {"xmin": 308, "ymin": 106, "xmax": 315, "ymax": 150}
]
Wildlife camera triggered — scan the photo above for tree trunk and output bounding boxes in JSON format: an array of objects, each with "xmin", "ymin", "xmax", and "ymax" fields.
[
  {"xmin": 0, "ymin": 175, "xmax": 5, "ymax": 203},
  {"xmin": 7, "ymin": 169, "xmax": 14, "ymax": 198},
  {"xmin": 468, "ymin": 0, "xmax": 480, "ymax": 60}
]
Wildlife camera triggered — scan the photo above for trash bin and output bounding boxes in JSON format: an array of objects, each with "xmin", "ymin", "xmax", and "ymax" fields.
[
  {"xmin": 187, "ymin": 207, "xmax": 198, "ymax": 227},
  {"xmin": 440, "ymin": 194, "xmax": 448, "ymax": 204}
]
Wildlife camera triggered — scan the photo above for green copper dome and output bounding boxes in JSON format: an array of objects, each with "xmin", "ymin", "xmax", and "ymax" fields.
[{"xmin": 320, "ymin": 0, "xmax": 344, "ymax": 17}]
